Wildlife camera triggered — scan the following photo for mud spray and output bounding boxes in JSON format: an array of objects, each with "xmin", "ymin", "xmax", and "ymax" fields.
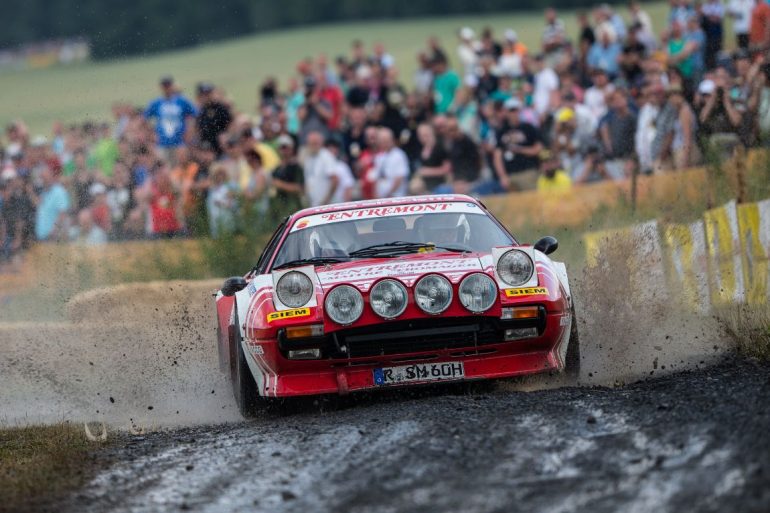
[{"xmin": 0, "ymin": 238, "xmax": 735, "ymax": 427}]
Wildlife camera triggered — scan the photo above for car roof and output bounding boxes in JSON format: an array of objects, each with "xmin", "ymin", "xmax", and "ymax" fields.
[{"xmin": 290, "ymin": 194, "xmax": 484, "ymax": 221}]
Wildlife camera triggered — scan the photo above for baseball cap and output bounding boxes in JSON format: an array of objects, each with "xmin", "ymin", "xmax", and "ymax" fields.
[
  {"xmin": 504, "ymin": 97, "xmax": 522, "ymax": 110},
  {"xmin": 159, "ymin": 75, "xmax": 174, "ymax": 86},
  {"xmin": 1, "ymin": 168, "xmax": 18, "ymax": 181},
  {"xmin": 276, "ymin": 134, "xmax": 295, "ymax": 148},
  {"xmin": 197, "ymin": 82, "xmax": 215, "ymax": 94},
  {"xmin": 734, "ymin": 48, "xmax": 751, "ymax": 61},
  {"xmin": 504, "ymin": 29, "xmax": 518, "ymax": 42},
  {"xmin": 556, "ymin": 107, "xmax": 575, "ymax": 123},
  {"xmin": 89, "ymin": 182, "xmax": 107, "ymax": 196},
  {"xmin": 459, "ymin": 27, "xmax": 475, "ymax": 40},
  {"xmin": 698, "ymin": 79, "xmax": 716, "ymax": 95}
]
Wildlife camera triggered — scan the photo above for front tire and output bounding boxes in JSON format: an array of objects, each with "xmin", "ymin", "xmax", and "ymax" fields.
[
  {"xmin": 565, "ymin": 303, "xmax": 581, "ymax": 377},
  {"xmin": 231, "ymin": 306, "xmax": 259, "ymax": 417}
]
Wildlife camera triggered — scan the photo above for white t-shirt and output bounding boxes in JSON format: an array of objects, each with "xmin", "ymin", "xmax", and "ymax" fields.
[
  {"xmin": 373, "ymin": 147, "xmax": 409, "ymax": 199},
  {"xmin": 533, "ymin": 68, "xmax": 559, "ymax": 116},
  {"xmin": 583, "ymin": 84, "xmax": 615, "ymax": 125},
  {"xmin": 728, "ymin": 0, "xmax": 754, "ymax": 34},
  {"xmin": 331, "ymin": 159, "xmax": 355, "ymax": 204},
  {"xmin": 301, "ymin": 147, "xmax": 337, "ymax": 207}
]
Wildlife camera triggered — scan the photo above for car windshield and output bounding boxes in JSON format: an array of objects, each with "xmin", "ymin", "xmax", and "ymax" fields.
[{"xmin": 271, "ymin": 202, "xmax": 514, "ymax": 269}]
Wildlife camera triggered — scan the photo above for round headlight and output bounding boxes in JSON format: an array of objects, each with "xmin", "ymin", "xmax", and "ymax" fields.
[
  {"xmin": 459, "ymin": 273, "xmax": 498, "ymax": 313},
  {"xmin": 370, "ymin": 279, "xmax": 408, "ymax": 319},
  {"xmin": 414, "ymin": 274, "xmax": 453, "ymax": 315},
  {"xmin": 276, "ymin": 271, "xmax": 314, "ymax": 308},
  {"xmin": 497, "ymin": 250, "xmax": 534, "ymax": 286},
  {"xmin": 325, "ymin": 285, "xmax": 364, "ymax": 325}
]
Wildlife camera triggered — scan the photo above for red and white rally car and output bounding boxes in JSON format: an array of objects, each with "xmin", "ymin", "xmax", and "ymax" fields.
[{"xmin": 216, "ymin": 194, "xmax": 579, "ymax": 415}]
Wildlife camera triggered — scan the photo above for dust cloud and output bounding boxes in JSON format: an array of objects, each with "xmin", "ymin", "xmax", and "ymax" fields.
[{"xmin": 0, "ymin": 235, "xmax": 737, "ymax": 427}]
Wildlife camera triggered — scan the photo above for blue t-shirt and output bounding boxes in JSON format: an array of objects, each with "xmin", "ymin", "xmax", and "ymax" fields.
[
  {"xmin": 36, "ymin": 183, "xmax": 70, "ymax": 240},
  {"xmin": 144, "ymin": 95, "xmax": 197, "ymax": 147},
  {"xmin": 587, "ymin": 43, "xmax": 622, "ymax": 76}
]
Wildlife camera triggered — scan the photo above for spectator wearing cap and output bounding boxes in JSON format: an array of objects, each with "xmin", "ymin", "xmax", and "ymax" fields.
[
  {"xmin": 196, "ymin": 82, "xmax": 232, "ymax": 157},
  {"xmin": 492, "ymin": 97, "xmax": 543, "ymax": 192},
  {"xmin": 272, "ymin": 134, "xmax": 305, "ymax": 214},
  {"xmin": 699, "ymin": 67, "xmax": 745, "ymax": 157},
  {"xmin": 88, "ymin": 182, "xmax": 112, "ymax": 234},
  {"xmin": 536, "ymin": 149, "xmax": 572, "ymax": 193},
  {"xmin": 457, "ymin": 27, "xmax": 479, "ymax": 79},
  {"xmin": 34, "ymin": 165, "xmax": 70, "ymax": 241},
  {"xmin": 587, "ymin": 25, "xmax": 622, "ymax": 78},
  {"xmin": 144, "ymin": 76, "xmax": 198, "ymax": 159},
  {"xmin": 432, "ymin": 55, "xmax": 461, "ymax": 115}
]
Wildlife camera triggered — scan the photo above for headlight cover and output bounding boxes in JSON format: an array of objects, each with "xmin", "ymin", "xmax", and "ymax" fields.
[
  {"xmin": 414, "ymin": 274, "xmax": 453, "ymax": 314},
  {"xmin": 497, "ymin": 250, "xmax": 534, "ymax": 286},
  {"xmin": 325, "ymin": 285, "xmax": 364, "ymax": 325},
  {"xmin": 276, "ymin": 271, "xmax": 314, "ymax": 308},
  {"xmin": 459, "ymin": 273, "xmax": 498, "ymax": 313},
  {"xmin": 370, "ymin": 279, "xmax": 408, "ymax": 319}
]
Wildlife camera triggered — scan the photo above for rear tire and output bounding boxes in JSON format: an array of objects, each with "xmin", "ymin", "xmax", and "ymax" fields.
[
  {"xmin": 565, "ymin": 303, "xmax": 581, "ymax": 377},
  {"xmin": 231, "ymin": 306, "xmax": 259, "ymax": 417}
]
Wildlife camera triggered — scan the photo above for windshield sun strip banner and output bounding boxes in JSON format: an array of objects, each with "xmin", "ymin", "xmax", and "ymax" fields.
[{"xmin": 290, "ymin": 202, "xmax": 483, "ymax": 232}]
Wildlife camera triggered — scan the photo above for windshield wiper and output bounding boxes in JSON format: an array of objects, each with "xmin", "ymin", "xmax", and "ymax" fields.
[
  {"xmin": 349, "ymin": 241, "xmax": 469, "ymax": 258},
  {"xmin": 272, "ymin": 256, "xmax": 349, "ymax": 270}
]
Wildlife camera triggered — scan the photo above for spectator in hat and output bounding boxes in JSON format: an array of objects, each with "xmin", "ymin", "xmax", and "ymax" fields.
[
  {"xmin": 144, "ymin": 76, "xmax": 197, "ymax": 158},
  {"xmin": 536, "ymin": 149, "xmax": 572, "ymax": 193},
  {"xmin": 492, "ymin": 97, "xmax": 543, "ymax": 192},
  {"xmin": 196, "ymin": 82, "xmax": 232, "ymax": 156},
  {"xmin": 272, "ymin": 134, "xmax": 305, "ymax": 214},
  {"xmin": 587, "ymin": 25, "xmax": 622, "ymax": 77},
  {"xmin": 457, "ymin": 27, "xmax": 479, "ymax": 78}
]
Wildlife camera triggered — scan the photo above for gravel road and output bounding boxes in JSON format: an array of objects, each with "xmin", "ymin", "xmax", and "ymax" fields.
[{"xmin": 64, "ymin": 357, "xmax": 770, "ymax": 513}]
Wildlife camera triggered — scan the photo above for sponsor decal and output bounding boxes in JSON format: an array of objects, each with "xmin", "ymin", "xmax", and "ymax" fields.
[
  {"xmin": 560, "ymin": 314, "xmax": 572, "ymax": 327},
  {"xmin": 247, "ymin": 282, "xmax": 257, "ymax": 296},
  {"xmin": 504, "ymin": 287, "xmax": 548, "ymax": 297},
  {"xmin": 267, "ymin": 307, "xmax": 311, "ymax": 323},
  {"xmin": 289, "ymin": 202, "xmax": 484, "ymax": 232},
  {"xmin": 318, "ymin": 258, "xmax": 479, "ymax": 282},
  {"xmin": 251, "ymin": 344, "xmax": 265, "ymax": 355}
]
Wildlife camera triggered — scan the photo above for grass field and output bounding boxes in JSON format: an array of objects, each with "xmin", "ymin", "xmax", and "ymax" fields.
[{"xmin": 0, "ymin": 2, "xmax": 681, "ymax": 135}]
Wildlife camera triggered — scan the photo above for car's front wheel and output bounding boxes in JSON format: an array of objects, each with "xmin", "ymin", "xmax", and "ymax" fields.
[{"xmin": 231, "ymin": 305, "xmax": 259, "ymax": 417}]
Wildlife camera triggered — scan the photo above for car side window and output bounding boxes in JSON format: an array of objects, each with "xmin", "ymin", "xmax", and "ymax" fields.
[{"xmin": 253, "ymin": 217, "xmax": 289, "ymax": 275}]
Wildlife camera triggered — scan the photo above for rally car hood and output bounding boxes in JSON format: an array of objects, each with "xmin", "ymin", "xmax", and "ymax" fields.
[{"xmin": 314, "ymin": 252, "xmax": 490, "ymax": 292}]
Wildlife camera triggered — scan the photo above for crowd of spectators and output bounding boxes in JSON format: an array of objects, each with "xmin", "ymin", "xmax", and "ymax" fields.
[{"xmin": 3, "ymin": 0, "xmax": 770, "ymax": 272}]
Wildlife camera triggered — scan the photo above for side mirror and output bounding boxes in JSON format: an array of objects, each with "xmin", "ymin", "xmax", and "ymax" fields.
[
  {"xmin": 534, "ymin": 236, "xmax": 558, "ymax": 255},
  {"xmin": 221, "ymin": 276, "xmax": 248, "ymax": 297}
]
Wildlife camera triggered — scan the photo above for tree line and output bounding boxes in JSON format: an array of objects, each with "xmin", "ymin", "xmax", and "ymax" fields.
[{"xmin": 3, "ymin": 0, "xmax": 613, "ymax": 60}]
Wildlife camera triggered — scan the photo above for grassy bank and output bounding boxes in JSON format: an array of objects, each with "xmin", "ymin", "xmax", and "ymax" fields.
[
  {"xmin": 717, "ymin": 305, "xmax": 770, "ymax": 360},
  {"xmin": 0, "ymin": 423, "xmax": 107, "ymax": 513}
]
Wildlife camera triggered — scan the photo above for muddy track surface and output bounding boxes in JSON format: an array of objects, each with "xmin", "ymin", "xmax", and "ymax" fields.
[{"xmin": 63, "ymin": 358, "xmax": 769, "ymax": 513}]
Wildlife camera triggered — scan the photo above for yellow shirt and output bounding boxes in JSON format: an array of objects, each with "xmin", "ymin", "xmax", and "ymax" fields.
[{"xmin": 536, "ymin": 169, "xmax": 572, "ymax": 193}]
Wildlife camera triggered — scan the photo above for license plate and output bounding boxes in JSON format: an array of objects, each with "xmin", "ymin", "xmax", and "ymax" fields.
[{"xmin": 373, "ymin": 362, "xmax": 465, "ymax": 386}]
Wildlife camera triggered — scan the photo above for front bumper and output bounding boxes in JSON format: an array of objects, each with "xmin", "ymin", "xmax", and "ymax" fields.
[{"xmin": 245, "ymin": 312, "xmax": 567, "ymax": 397}]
